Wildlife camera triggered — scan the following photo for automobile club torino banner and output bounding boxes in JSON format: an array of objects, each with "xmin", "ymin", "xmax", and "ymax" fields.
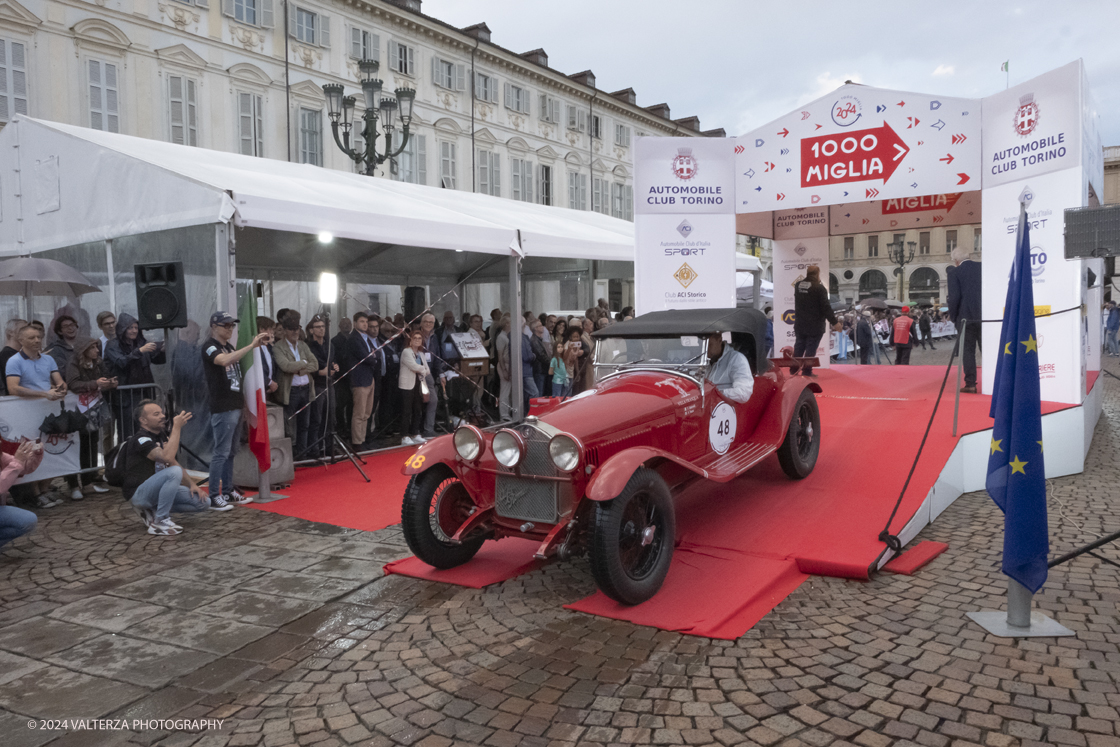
[
  {"xmin": 980, "ymin": 60, "xmax": 1101, "ymax": 405},
  {"xmin": 634, "ymin": 137, "xmax": 737, "ymax": 315},
  {"xmin": 772, "ymin": 237, "xmax": 831, "ymax": 367},
  {"xmin": 735, "ymin": 85, "xmax": 981, "ymax": 214}
]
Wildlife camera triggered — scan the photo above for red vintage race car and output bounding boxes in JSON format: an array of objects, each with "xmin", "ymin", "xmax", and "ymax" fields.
[{"xmin": 400, "ymin": 308, "xmax": 822, "ymax": 604}]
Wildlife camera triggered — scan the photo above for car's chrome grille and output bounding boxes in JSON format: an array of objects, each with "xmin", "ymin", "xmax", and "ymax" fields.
[
  {"xmin": 494, "ymin": 424, "xmax": 569, "ymax": 523},
  {"xmin": 495, "ymin": 475, "xmax": 559, "ymax": 523}
]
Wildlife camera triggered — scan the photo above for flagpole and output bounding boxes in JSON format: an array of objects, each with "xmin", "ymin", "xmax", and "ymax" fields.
[{"xmin": 965, "ymin": 186, "xmax": 1071, "ymax": 638}]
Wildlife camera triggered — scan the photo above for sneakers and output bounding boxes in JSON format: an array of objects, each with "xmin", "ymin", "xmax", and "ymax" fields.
[
  {"xmin": 208, "ymin": 493, "xmax": 234, "ymax": 512},
  {"xmin": 70, "ymin": 488, "xmax": 84, "ymax": 501},
  {"xmin": 132, "ymin": 504, "xmax": 154, "ymax": 528},
  {"xmin": 402, "ymin": 436, "xmax": 416, "ymax": 446},
  {"xmin": 414, "ymin": 435, "xmax": 428, "ymax": 444},
  {"xmin": 148, "ymin": 518, "xmax": 181, "ymax": 536},
  {"xmin": 37, "ymin": 492, "xmax": 63, "ymax": 508},
  {"xmin": 90, "ymin": 484, "xmax": 110, "ymax": 494},
  {"xmin": 226, "ymin": 489, "xmax": 254, "ymax": 506}
]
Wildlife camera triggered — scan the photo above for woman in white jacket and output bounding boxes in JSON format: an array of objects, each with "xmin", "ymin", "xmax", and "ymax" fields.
[{"xmin": 399, "ymin": 330, "xmax": 431, "ymax": 446}]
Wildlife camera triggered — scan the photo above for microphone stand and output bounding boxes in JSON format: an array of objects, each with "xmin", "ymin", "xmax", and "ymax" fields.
[{"xmin": 307, "ymin": 307, "xmax": 369, "ymax": 482}]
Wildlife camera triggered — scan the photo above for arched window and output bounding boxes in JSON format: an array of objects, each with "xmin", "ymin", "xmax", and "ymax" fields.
[
  {"xmin": 829, "ymin": 273, "xmax": 839, "ymax": 299},
  {"xmin": 908, "ymin": 267, "xmax": 941, "ymax": 302},
  {"xmin": 858, "ymin": 269, "xmax": 888, "ymax": 300}
]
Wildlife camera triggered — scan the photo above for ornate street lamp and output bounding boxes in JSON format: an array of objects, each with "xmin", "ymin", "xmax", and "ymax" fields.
[
  {"xmin": 887, "ymin": 240, "xmax": 917, "ymax": 302},
  {"xmin": 322, "ymin": 60, "xmax": 416, "ymax": 176}
]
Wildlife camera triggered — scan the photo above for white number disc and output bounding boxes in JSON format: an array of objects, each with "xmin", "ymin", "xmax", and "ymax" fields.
[{"xmin": 709, "ymin": 402, "xmax": 737, "ymax": 455}]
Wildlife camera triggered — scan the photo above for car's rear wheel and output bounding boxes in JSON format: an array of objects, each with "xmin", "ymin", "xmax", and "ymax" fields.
[
  {"xmin": 589, "ymin": 467, "xmax": 675, "ymax": 605},
  {"xmin": 402, "ymin": 467, "xmax": 484, "ymax": 569},
  {"xmin": 777, "ymin": 389, "xmax": 820, "ymax": 479}
]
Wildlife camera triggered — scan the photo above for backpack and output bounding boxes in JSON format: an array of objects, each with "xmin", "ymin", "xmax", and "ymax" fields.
[{"xmin": 104, "ymin": 440, "xmax": 128, "ymax": 487}]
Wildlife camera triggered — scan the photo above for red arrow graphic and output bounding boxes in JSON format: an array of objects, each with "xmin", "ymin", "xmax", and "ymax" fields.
[
  {"xmin": 865, "ymin": 188, "xmax": 879, "ymax": 198},
  {"xmin": 939, "ymin": 153, "xmax": 955, "ymax": 165},
  {"xmin": 951, "ymin": 133, "xmax": 968, "ymax": 145},
  {"xmin": 957, "ymin": 173, "xmax": 970, "ymax": 185},
  {"xmin": 814, "ymin": 124, "xmax": 823, "ymax": 130},
  {"xmin": 896, "ymin": 101, "xmax": 906, "ymax": 107},
  {"xmin": 778, "ymin": 128, "xmax": 789, "ymax": 138},
  {"xmin": 933, "ymin": 215, "xmax": 945, "ymax": 223},
  {"xmin": 776, "ymin": 193, "xmax": 786, "ymax": 201},
  {"xmin": 764, "ymin": 161, "xmax": 775, "ymax": 173},
  {"xmin": 801, "ymin": 121, "xmax": 910, "ymax": 189},
  {"xmin": 862, "ymin": 219, "xmax": 870, "ymax": 224},
  {"xmin": 906, "ymin": 117, "xmax": 920, "ymax": 129},
  {"xmin": 734, "ymin": 144, "xmax": 745, "ymax": 154},
  {"xmin": 801, "ymin": 111, "xmax": 810, "ymax": 120}
]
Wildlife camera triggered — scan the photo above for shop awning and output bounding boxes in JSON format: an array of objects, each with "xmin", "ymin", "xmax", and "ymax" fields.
[{"xmin": 0, "ymin": 116, "xmax": 634, "ymax": 261}]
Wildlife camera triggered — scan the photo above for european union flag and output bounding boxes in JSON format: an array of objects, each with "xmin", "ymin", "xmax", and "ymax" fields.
[{"xmin": 986, "ymin": 192, "xmax": 1048, "ymax": 593}]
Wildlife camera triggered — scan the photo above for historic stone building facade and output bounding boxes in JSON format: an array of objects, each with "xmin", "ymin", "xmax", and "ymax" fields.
[
  {"xmin": 0, "ymin": 0, "xmax": 721, "ymax": 223},
  {"xmin": 827, "ymin": 223, "xmax": 982, "ymax": 306}
]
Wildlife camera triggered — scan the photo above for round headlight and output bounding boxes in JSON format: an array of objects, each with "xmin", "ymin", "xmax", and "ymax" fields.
[
  {"xmin": 453, "ymin": 425, "xmax": 482, "ymax": 461},
  {"xmin": 549, "ymin": 434, "xmax": 581, "ymax": 472},
  {"xmin": 492, "ymin": 429, "xmax": 524, "ymax": 468}
]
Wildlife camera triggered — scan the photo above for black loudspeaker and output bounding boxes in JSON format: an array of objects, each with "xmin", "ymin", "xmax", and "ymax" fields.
[
  {"xmin": 404, "ymin": 286, "xmax": 426, "ymax": 324},
  {"xmin": 135, "ymin": 261, "xmax": 188, "ymax": 330}
]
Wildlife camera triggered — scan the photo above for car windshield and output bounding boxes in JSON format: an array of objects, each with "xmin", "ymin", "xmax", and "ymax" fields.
[{"xmin": 593, "ymin": 335, "xmax": 708, "ymax": 381}]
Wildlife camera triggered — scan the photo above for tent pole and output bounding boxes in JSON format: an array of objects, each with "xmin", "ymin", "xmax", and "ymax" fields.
[
  {"xmin": 509, "ymin": 245, "xmax": 523, "ymax": 422},
  {"xmin": 105, "ymin": 239, "xmax": 116, "ymax": 316},
  {"xmin": 216, "ymin": 224, "xmax": 236, "ymax": 314},
  {"xmin": 753, "ymin": 268, "xmax": 762, "ymax": 310}
]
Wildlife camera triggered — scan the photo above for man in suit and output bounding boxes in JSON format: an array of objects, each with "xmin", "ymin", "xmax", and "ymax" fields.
[
  {"xmin": 331, "ymin": 317, "xmax": 352, "ymax": 438},
  {"xmin": 947, "ymin": 246, "xmax": 983, "ymax": 393},
  {"xmin": 346, "ymin": 312, "xmax": 382, "ymax": 450}
]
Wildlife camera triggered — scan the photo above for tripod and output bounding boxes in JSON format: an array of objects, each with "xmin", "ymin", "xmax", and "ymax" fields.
[{"xmin": 305, "ymin": 307, "xmax": 369, "ymax": 482}]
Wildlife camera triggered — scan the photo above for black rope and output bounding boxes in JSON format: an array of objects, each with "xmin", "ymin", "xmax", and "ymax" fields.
[
  {"xmin": 875, "ymin": 304, "xmax": 1085, "ymax": 557},
  {"xmin": 877, "ymin": 333, "xmax": 959, "ymax": 556}
]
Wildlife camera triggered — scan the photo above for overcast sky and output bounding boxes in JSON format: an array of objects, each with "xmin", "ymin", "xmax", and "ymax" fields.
[{"xmin": 421, "ymin": 0, "xmax": 1120, "ymax": 145}]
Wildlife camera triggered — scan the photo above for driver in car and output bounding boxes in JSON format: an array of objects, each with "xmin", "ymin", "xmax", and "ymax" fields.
[{"xmin": 705, "ymin": 332, "xmax": 754, "ymax": 403}]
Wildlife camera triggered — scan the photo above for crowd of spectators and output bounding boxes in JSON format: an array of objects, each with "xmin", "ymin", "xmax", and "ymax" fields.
[{"xmin": 244, "ymin": 299, "xmax": 636, "ymax": 451}]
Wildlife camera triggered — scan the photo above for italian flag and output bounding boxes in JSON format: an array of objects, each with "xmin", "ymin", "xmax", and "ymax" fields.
[{"xmin": 237, "ymin": 291, "xmax": 271, "ymax": 472}]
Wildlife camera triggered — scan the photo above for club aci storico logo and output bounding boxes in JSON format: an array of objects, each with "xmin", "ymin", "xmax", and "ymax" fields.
[
  {"xmin": 831, "ymin": 95, "xmax": 862, "ymax": 127},
  {"xmin": 674, "ymin": 263, "xmax": 698, "ymax": 288},
  {"xmin": 671, "ymin": 147, "xmax": 698, "ymax": 181},
  {"xmin": 1014, "ymin": 93, "xmax": 1039, "ymax": 137}
]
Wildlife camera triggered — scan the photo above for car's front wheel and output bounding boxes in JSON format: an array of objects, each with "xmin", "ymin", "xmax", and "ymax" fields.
[
  {"xmin": 589, "ymin": 467, "xmax": 675, "ymax": 605},
  {"xmin": 401, "ymin": 467, "xmax": 484, "ymax": 569},
  {"xmin": 777, "ymin": 389, "xmax": 820, "ymax": 479}
]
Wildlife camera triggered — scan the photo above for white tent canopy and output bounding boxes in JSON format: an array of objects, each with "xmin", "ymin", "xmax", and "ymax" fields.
[{"xmin": 0, "ymin": 116, "xmax": 634, "ymax": 261}]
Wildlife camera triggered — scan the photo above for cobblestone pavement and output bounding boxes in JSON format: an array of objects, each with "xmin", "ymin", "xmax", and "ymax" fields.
[{"xmin": 1, "ymin": 353, "xmax": 1118, "ymax": 747}]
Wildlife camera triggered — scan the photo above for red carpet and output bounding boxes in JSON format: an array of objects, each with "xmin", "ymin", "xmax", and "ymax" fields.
[
  {"xmin": 248, "ymin": 448, "xmax": 413, "ymax": 532},
  {"xmin": 883, "ymin": 541, "xmax": 950, "ymax": 575},
  {"xmin": 249, "ymin": 366, "xmax": 1087, "ymax": 640},
  {"xmin": 384, "ymin": 538, "xmax": 543, "ymax": 587},
  {"xmin": 561, "ymin": 365, "xmax": 1074, "ymax": 638}
]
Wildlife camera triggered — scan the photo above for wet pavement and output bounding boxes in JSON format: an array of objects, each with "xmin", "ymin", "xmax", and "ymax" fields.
[{"xmin": 0, "ymin": 348, "xmax": 1117, "ymax": 747}]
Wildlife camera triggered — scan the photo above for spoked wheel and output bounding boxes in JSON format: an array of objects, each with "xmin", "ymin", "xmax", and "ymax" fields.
[
  {"xmin": 777, "ymin": 388, "xmax": 821, "ymax": 479},
  {"xmin": 401, "ymin": 467, "xmax": 484, "ymax": 568},
  {"xmin": 589, "ymin": 467, "xmax": 675, "ymax": 605}
]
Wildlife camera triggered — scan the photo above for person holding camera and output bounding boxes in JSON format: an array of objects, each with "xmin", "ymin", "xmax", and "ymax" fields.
[
  {"xmin": 122, "ymin": 401, "xmax": 208, "ymax": 536},
  {"xmin": 104, "ymin": 313, "xmax": 166, "ymax": 441},
  {"xmin": 6, "ymin": 324, "xmax": 69, "ymax": 507}
]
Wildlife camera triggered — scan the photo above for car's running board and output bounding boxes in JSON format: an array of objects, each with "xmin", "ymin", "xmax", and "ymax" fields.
[{"xmin": 697, "ymin": 442, "xmax": 776, "ymax": 482}]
